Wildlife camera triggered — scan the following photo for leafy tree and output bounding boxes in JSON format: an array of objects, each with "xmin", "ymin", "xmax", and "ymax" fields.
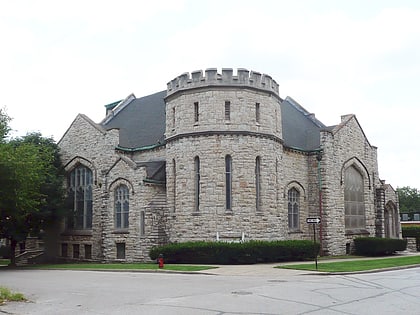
[
  {"xmin": 397, "ymin": 186, "xmax": 420, "ymax": 213},
  {"xmin": 0, "ymin": 121, "xmax": 65, "ymax": 265},
  {"xmin": 0, "ymin": 107, "xmax": 11, "ymax": 141}
]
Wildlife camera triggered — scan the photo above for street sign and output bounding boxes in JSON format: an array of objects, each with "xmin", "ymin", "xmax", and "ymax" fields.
[{"xmin": 306, "ymin": 217, "xmax": 321, "ymax": 224}]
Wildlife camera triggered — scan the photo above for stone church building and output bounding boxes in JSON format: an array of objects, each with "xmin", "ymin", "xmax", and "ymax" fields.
[{"xmin": 57, "ymin": 68, "xmax": 400, "ymax": 262}]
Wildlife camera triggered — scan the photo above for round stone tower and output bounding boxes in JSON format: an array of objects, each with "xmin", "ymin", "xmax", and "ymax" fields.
[{"xmin": 165, "ymin": 68, "xmax": 283, "ymax": 242}]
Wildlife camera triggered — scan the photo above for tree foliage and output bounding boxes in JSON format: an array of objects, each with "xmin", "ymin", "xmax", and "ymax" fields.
[
  {"xmin": 0, "ymin": 111, "xmax": 65, "ymax": 265},
  {"xmin": 0, "ymin": 107, "xmax": 11, "ymax": 141},
  {"xmin": 397, "ymin": 186, "xmax": 420, "ymax": 213}
]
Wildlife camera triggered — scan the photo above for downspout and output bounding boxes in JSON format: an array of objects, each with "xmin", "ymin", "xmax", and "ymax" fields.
[{"xmin": 316, "ymin": 152, "xmax": 323, "ymax": 255}]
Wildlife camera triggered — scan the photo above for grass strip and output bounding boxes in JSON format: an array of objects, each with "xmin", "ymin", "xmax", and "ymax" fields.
[
  {"xmin": 279, "ymin": 255, "xmax": 420, "ymax": 272},
  {"xmin": 30, "ymin": 263, "xmax": 217, "ymax": 272},
  {"xmin": 0, "ymin": 287, "xmax": 26, "ymax": 304}
]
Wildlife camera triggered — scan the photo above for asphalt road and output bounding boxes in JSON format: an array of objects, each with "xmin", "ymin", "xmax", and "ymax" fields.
[{"xmin": 1, "ymin": 267, "xmax": 420, "ymax": 314}]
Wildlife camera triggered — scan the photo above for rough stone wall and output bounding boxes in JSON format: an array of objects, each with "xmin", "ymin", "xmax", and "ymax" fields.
[
  {"xmin": 280, "ymin": 149, "xmax": 312, "ymax": 240},
  {"xmin": 165, "ymin": 69, "xmax": 316, "ymax": 243},
  {"xmin": 166, "ymin": 89, "xmax": 282, "ymax": 140},
  {"xmin": 166, "ymin": 135, "xmax": 284, "ymax": 242},
  {"xmin": 59, "ymin": 115, "xmax": 120, "ymax": 261},
  {"xmin": 57, "ymin": 69, "xmax": 395, "ymax": 261},
  {"xmin": 320, "ymin": 115, "xmax": 379, "ymax": 255},
  {"xmin": 58, "ymin": 115, "xmax": 167, "ymax": 262}
]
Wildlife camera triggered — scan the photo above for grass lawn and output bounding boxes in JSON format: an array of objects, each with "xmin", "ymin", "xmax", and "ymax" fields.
[
  {"xmin": 29, "ymin": 263, "xmax": 217, "ymax": 272},
  {"xmin": 279, "ymin": 255, "xmax": 420, "ymax": 272}
]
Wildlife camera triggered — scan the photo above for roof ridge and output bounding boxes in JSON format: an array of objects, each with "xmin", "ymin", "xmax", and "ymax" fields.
[
  {"xmin": 101, "ymin": 93, "xmax": 136, "ymax": 125},
  {"xmin": 284, "ymin": 96, "xmax": 326, "ymax": 128}
]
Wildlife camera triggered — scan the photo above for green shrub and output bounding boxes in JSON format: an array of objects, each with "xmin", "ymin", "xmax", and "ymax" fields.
[
  {"xmin": 402, "ymin": 225, "xmax": 420, "ymax": 251},
  {"xmin": 0, "ymin": 245, "xmax": 11, "ymax": 259},
  {"xmin": 354, "ymin": 237, "xmax": 407, "ymax": 256},
  {"xmin": 150, "ymin": 240, "xmax": 319, "ymax": 264},
  {"xmin": 401, "ymin": 225, "xmax": 420, "ymax": 238}
]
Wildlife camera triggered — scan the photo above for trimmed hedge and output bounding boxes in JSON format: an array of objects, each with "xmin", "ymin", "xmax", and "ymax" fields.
[
  {"xmin": 0, "ymin": 245, "xmax": 11, "ymax": 259},
  {"xmin": 401, "ymin": 225, "xmax": 420, "ymax": 238},
  {"xmin": 402, "ymin": 225, "xmax": 420, "ymax": 251},
  {"xmin": 150, "ymin": 240, "xmax": 319, "ymax": 264},
  {"xmin": 354, "ymin": 237, "xmax": 407, "ymax": 256}
]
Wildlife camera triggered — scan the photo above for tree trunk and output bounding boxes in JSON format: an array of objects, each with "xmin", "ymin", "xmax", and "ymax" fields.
[{"xmin": 9, "ymin": 238, "xmax": 17, "ymax": 267}]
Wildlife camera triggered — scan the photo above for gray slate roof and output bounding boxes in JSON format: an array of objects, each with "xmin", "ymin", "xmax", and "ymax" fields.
[
  {"xmin": 101, "ymin": 91, "xmax": 326, "ymax": 152},
  {"xmin": 102, "ymin": 90, "xmax": 166, "ymax": 149},
  {"xmin": 280, "ymin": 96, "xmax": 326, "ymax": 151}
]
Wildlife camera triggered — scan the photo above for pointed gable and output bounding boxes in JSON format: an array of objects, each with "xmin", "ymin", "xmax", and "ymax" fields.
[{"xmin": 332, "ymin": 114, "xmax": 373, "ymax": 149}]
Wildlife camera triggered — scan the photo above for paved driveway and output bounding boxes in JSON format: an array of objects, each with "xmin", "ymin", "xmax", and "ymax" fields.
[{"xmin": 1, "ymin": 267, "xmax": 420, "ymax": 314}]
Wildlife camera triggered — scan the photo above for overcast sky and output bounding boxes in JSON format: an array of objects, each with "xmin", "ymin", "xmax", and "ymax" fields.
[{"xmin": 1, "ymin": 0, "xmax": 419, "ymax": 189}]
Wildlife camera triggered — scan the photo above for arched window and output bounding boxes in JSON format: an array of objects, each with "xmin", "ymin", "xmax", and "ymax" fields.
[
  {"xmin": 194, "ymin": 156, "xmax": 200, "ymax": 212},
  {"xmin": 344, "ymin": 166, "xmax": 365, "ymax": 230},
  {"xmin": 115, "ymin": 185, "xmax": 129, "ymax": 229},
  {"xmin": 255, "ymin": 156, "xmax": 261, "ymax": 211},
  {"xmin": 68, "ymin": 165, "xmax": 93, "ymax": 229},
  {"xmin": 172, "ymin": 159, "xmax": 176, "ymax": 213},
  {"xmin": 385, "ymin": 202, "xmax": 398, "ymax": 238},
  {"xmin": 255, "ymin": 102, "xmax": 260, "ymax": 123},
  {"xmin": 225, "ymin": 155, "xmax": 232, "ymax": 211},
  {"xmin": 194, "ymin": 102, "xmax": 199, "ymax": 123},
  {"xmin": 225, "ymin": 101, "xmax": 231, "ymax": 121},
  {"xmin": 288, "ymin": 188, "xmax": 300, "ymax": 230}
]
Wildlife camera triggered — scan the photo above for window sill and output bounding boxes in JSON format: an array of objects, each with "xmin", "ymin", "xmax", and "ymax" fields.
[
  {"xmin": 192, "ymin": 212, "xmax": 200, "ymax": 216},
  {"xmin": 345, "ymin": 229, "xmax": 370, "ymax": 236},
  {"xmin": 225, "ymin": 210, "xmax": 233, "ymax": 215},
  {"xmin": 288, "ymin": 229, "xmax": 303, "ymax": 234},
  {"xmin": 112, "ymin": 229, "xmax": 129, "ymax": 234},
  {"xmin": 62, "ymin": 230, "xmax": 92, "ymax": 236}
]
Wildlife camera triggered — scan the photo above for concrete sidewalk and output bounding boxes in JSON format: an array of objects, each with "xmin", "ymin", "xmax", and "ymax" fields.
[{"xmin": 198, "ymin": 251, "xmax": 420, "ymax": 276}]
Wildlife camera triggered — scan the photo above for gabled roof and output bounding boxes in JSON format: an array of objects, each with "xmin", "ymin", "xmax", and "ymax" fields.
[
  {"xmin": 58, "ymin": 113, "xmax": 106, "ymax": 145},
  {"xmin": 332, "ymin": 114, "xmax": 373, "ymax": 148},
  {"xmin": 101, "ymin": 90, "xmax": 166, "ymax": 149},
  {"xmin": 99, "ymin": 91, "xmax": 327, "ymax": 152},
  {"xmin": 281, "ymin": 96, "xmax": 326, "ymax": 151}
]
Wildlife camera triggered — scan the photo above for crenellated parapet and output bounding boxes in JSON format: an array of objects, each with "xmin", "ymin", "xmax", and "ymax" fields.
[{"xmin": 167, "ymin": 68, "xmax": 280, "ymax": 97}]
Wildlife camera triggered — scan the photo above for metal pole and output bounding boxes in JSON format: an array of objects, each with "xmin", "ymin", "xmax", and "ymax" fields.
[{"xmin": 313, "ymin": 224, "xmax": 318, "ymax": 270}]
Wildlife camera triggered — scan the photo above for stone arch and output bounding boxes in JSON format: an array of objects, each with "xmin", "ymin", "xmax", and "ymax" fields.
[
  {"xmin": 284, "ymin": 181, "xmax": 306, "ymax": 231},
  {"xmin": 385, "ymin": 200, "xmax": 398, "ymax": 238},
  {"xmin": 109, "ymin": 177, "xmax": 135, "ymax": 195},
  {"xmin": 283, "ymin": 180, "xmax": 306, "ymax": 201},
  {"xmin": 64, "ymin": 156, "xmax": 98, "ymax": 185},
  {"xmin": 340, "ymin": 157, "xmax": 371, "ymax": 190}
]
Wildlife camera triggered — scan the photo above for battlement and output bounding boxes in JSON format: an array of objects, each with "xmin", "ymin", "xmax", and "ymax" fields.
[{"xmin": 166, "ymin": 68, "xmax": 280, "ymax": 97}]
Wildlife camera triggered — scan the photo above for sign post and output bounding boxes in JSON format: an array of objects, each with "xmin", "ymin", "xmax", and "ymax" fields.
[{"xmin": 306, "ymin": 217, "xmax": 321, "ymax": 270}]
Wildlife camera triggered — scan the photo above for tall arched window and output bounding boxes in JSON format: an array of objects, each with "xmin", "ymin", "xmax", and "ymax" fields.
[
  {"xmin": 288, "ymin": 188, "xmax": 300, "ymax": 230},
  {"xmin": 225, "ymin": 155, "xmax": 232, "ymax": 211},
  {"xmin": 172, "ymin": 159, "xmax": 176, "ymax": 213},
  {"xmin": 115, "ymin": 185, "xmax": 129, "ymax": 229},
  {"xmin": 68, "ymin": 165, "xmax": 93, "ymax": 229},
  {"xmin": 255, "ymin": 156, "xmax": 261, "ymax": 211},
  {"xmin": 344, "ymin": 166, "xmax": 365, "ymax": 230},
  {"xmin": 194, "ymin": 156, "xmax": 200, "ymax": 212},
  {"xmin": 194, "ymin": 102, "xmax": 199, "ymax": 123}
]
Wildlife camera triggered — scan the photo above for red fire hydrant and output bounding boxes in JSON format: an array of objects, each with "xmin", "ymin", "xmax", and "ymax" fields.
[{"xmin": 158, "ymin": 254, "xmax": 164, "ymax": 269}]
